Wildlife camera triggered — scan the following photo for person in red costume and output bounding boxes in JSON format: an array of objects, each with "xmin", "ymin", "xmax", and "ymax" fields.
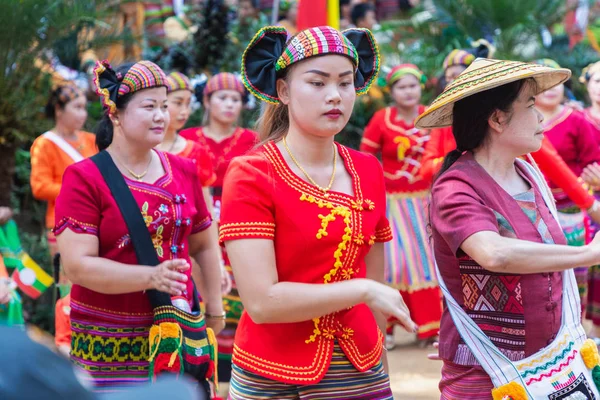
[{"xmin": 360, "ymin": 64, "xmax": 442, "ymax": 349}]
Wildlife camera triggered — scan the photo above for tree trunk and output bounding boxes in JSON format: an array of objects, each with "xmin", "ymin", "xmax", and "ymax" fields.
[{"xmin": 0, "ymin": 143, "xmax": 16, "ymax": 208}]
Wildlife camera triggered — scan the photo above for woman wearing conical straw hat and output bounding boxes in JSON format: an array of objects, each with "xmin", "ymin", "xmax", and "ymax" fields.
[{"xmin": 419, "ymin": 59, "xmax": 600, "ymax": 399}]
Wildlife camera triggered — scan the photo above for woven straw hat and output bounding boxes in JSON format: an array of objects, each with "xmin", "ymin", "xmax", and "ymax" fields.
[{"xmin": 415, "ymin": 58, "xmax": 571, "ymax": 129}]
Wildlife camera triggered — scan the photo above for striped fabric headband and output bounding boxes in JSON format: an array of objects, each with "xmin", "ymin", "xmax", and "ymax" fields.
[
  {"xmin": 242, "ymin": 26, "xmax": 380, "ymax": 104},
  {"xmin": 443, "ymin": 49, "xmax": 475, "ymax": 70},
  {"xmin": 203, "ymin": 73, "xmax": 245, "ymax": 97},
  {"xmin": 387, "ymin": 64, "xmax": 426, "ymax": 86},
  {"xmin": 93, "ymin": 60, "xmax": 168, "ymax": 114},
  {"xmin": 275, "ymin": 27, "xmax": 359, "ymax": 72},
  {"xmin": 166, "ymin": 71, "xmax": 193, "ymax": 93}
]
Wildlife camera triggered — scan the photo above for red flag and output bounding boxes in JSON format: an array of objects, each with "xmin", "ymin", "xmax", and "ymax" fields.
[{"xmin": 296, "ymin": 0, "xmax": 328, "ymax": 31}]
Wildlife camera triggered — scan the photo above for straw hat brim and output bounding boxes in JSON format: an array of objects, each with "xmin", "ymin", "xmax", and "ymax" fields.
[{"xmin": 415, "ymin": 58, "xmax": 571, "ymax": 129}]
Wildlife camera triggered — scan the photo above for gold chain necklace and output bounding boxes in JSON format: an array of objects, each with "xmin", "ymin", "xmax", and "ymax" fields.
[
  {"xmin": 282, "ymin": 136, "xmax": 337, "ymax": 196},
  {"xmin": 115, "ymin": 152, "xmax": 153, "ymax": 181}
]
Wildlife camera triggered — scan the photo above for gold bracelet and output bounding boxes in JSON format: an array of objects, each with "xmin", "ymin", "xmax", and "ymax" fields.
[{"xmin": 205, "ymin": 312, "xmax": 226, "ymax": 320}]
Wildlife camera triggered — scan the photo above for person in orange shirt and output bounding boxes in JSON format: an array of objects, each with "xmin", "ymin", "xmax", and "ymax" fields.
[
  {"xmin": 54, "ymin": 293, "xmax": 71, "ymax": 357},
  {"xmin": 30, "ymin": 85, "xmax": 97, "ymax": 263}
]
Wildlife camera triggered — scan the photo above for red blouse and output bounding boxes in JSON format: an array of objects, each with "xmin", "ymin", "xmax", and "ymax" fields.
[
  {"xmin": 179, "ymin": 127, "xmax": 259, "ymax": 192},
  {"xmin": 360, "ymin": 105, "xmax": 431, "ymax": 193},
  {"xmin": 543, "ymin": 107, "xmax": 600, "ymax": 198},
  {"xmin": 176, "ymin": 139, "xmax": 216, "ymax": 187},
  {"xmin": 219, "ymin": 142, "xmax": 392, "ymax": 385},
  {"xmin": 54, "ymin": 151, "xmax": 212, "ymax": 319},
  {"xmin": 419, "ymin": 126, "xmax": 455, "ymax": 182}
]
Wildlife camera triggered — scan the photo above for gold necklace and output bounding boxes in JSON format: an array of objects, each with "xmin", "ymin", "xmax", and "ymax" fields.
[
  {"xmin": 115, "ymin": 153, "xmax": 153, "ymax": 181},
  {"xmin": 282, "ymin": 136, "xmax": 337, "ymax": 196}
]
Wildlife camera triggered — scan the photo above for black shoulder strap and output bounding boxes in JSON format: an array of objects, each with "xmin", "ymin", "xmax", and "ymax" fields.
[{"xmin": 91, "ymin": 151, "xmax": 171, "ymax": 306}]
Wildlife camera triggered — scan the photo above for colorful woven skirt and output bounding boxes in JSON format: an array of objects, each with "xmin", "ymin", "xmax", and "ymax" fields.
[
  {"xmin": 385, "ymin": 191, "xmax": 441, "ymax": 339},
  {"xmin": 439, "ymin": 360, "xmax": 493, "ymax": 399},
  {"xmin": 69, "ymin": 299, "xmax": 153, "ymax": 392},
  {"xmin": 557, "ymin": 207, "xmax": 588, "ymax": 313},
  {"xmin": 228, "ymin": 344, "xmax": 393, "ymax": 399}
]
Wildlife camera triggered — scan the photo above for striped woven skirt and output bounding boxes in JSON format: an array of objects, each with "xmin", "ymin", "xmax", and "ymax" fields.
[
  {"xmin": 385, "ymin": 191, "xmax": 441, "ymax": 339},
  {"xmin": 69, "ymin": 299, "xmax": 153, "ymax": 392},
  {"xmin": 218, "ymin": 286, "xmax": 244, "ymax": 382},
  {"xmin": 439, "ymin": 361, "xmax": 493, "ymax": 399},
  {"xmin": 557, "ymin": 206, "xmax": 588, "ymax": 313},
  {"xmin": 228, "ymin": 344, "xmax": 393, "ymax": 399}
]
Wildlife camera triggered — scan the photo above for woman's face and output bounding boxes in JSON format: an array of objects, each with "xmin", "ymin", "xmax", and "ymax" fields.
[
  {"xmin": 444, "ymin": 65, "xmax": 467, "ymax": 86},
  {"xmin": 56, "ymin": 92, "xmax": 87, "ymax": 131},
  {"xmin": 280, "ymin": 55, "xmax": 356, "ymax": 138},
  {"xmin": 498, "ymin": 82, "xmax": 545, "ymax": 155},
  {"xmin": 206, "ymin": 90, "xmax": 243, "ymax": 126},
  {"xmin": 535, "ymin": 83, "xmax": 564, "ymax": 110},
  {"xmin": 391, "ymin": 74, "xmax": 421, "ymax": 109},
  {"xmin": 167, "ymin": 89, "xmax": 192, "ymax": 132},
  {"xmin": 118, "ymin": 87, "xmax": 170, "ymax": 148},
  {"xmin": 588, "ymin": 73, "xmax": 600, "ymax": 105}
]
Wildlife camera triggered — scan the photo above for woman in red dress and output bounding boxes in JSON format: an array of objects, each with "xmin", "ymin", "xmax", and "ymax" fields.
[
  {"xmin": 219, "ymin": 25, "xmax": 415, "ymax": 399},
  {"xmin": 54, "ymin": 60, "xmax": 224, "ymax": 393},
  {"xmin": 360, "ymin": 64, "xmax": 441, "ymax": 348},
  {"xmin": 534, "ymin": 59, "xmax": 600, "ymax": 309},
  {"xmin": 179, "ymin": 72, "xmax": 258, "ymax": 384}
]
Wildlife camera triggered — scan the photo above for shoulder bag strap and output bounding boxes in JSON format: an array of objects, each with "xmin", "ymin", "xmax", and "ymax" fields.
[{"xmin": 90, "ymin": 151, "xmax": 171, "ymax": 306}]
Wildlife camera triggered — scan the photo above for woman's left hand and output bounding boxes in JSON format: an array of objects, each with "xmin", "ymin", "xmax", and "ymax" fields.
[{"xmin": 582, "ymin": 162, "xmax": 600, "ymax": 190}]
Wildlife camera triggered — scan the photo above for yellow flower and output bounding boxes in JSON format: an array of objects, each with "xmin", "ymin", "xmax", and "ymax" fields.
[
  {"xmin": 581, "ymin": 339, "xmax": 600, "ymax": 368},
  {"xmin": 491, "ymin": 382, "xmax": 528, "ymax": 400}
]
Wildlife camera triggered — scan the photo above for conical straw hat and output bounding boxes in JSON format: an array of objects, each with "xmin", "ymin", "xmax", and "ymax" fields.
[{"xmin": 415, "ymin": 58, "xmax": 571, "ymax": 129}]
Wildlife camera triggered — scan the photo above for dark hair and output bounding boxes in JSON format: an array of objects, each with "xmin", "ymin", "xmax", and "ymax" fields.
[
  {"xmin": 437, "ymin": 78, "xmax": 536, "ymax": 178},
  {"xmin": 351, "ymin": 3, "xmax": 375, "ymax": 26},
  {"xmin": 45, "ymin": 86, "xmax": 80, "ymax": 120},
  {"xmin": 95, "ymin": 63, "xmax": 136, "ymax": 151}
]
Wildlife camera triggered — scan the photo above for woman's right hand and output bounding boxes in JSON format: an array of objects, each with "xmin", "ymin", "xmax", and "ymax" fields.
[
  {"xmin": 149, "ymin": 259, "xmax": 190, "ymax": 295},
  {"xmin": 365, "ymin": 280, "xmax": 417, "ymax": 333}
]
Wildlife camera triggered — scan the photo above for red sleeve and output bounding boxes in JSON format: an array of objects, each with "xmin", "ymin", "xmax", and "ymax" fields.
[
  {"xmin": 531, "ymin": 139, "xmax": 594, "ymax": 210},
  {"xmin": 371, "ymin": 157, "xmax": 392, "ymax": 242},
  {"xmin": 219, "ymin": 155, "xmax": 275, "ymax": 242},
  {"xmin": 574, "ymin": 114, "xmax": 600, "ymax": 167},
  {"xmin": 360, "ymin": 110, "xmax": 384, "ymax": 154},
  {"xmin": 431, "ymin": 171, "xmax": 499, "ymax": 255},
  {"xmin": 420, "ymin": 127, "xmax": 448, "ymax": 182},
  {"xmin": 53, "ymin": 162, "xmax": 100, "ymax": 236}
]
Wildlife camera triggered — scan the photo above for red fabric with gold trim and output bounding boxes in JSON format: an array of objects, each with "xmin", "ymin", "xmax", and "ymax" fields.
[
  {"xmin": 360, "ymin": 105, "xmax": 431, "ymax": 193},
  {"xmin": 219, "ymin": 142, "xmax": 389, "ymax": 384}
]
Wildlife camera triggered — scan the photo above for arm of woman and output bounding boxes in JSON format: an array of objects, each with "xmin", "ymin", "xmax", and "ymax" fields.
[
  {"xmin": 57, "ymin": 230, "xmax": 189, "ymax": 294},
  {"xmin": 365, "ymin": 242, "xmax": 390, "ymax": 372},
  {"xmin": 30, "ymin": 139, "xmax": 62, "ymax": 202},
  {"xmin": 226, "ymin": 239, "xmax": 412, "ymax": 326},
  {"xmin": 359, "ymin": 110, "xmax": 384, "ymax": 156},
  {"xmin": 461, "ymin": 230, "xmax": 600, "ymax": 274}
]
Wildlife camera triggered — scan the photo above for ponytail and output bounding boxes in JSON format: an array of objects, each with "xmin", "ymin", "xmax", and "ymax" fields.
[
  {"xmin": 437, "ymin": 149, "xmax": 463, "ymax": 178},
  {"xmin": 256, "ymin": 102, "xmax": 289, "ymax": 144},
  {"xmin": 95, "ymin": 114, "xmax": 114, "ymax": 151}
]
